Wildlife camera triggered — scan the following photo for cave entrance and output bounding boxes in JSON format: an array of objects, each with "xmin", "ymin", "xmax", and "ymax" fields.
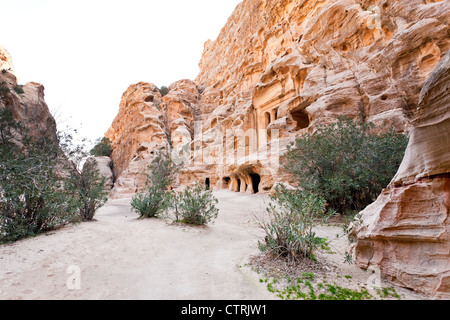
[
  {"xmin": 237, "ymin": 179, "xmax": 241, "ymax": 192},
  {"xmin": 290, "ymin": 108, "xmax": 310, "ymax": 130},
  {"xmin": 222, "ymin": 177, "xmax": 231, "ymax": 189},
  {"xmin": 250, "ymin": 173, "xmax": 261, "ymax": 194},
  {"xmin": 205, "ymin": 178, "xmax": 210, "ymax": 190}
]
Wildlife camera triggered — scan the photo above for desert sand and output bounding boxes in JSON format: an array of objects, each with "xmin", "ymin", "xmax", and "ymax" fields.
[{"xmin": 0, "ymin": 190, "xmax": 424, "ymax": 300}]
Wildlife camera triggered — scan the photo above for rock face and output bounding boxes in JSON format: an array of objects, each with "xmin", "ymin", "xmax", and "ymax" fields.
[
  {"xmin": 106, "ymin": 0, "xmax": 450, "ymax": 199},
  {"xmin": 105, "ymin": 82, "xmax": 168, "ymax": 197},
  {"xmin": 91, "ymin": 156, "xmax": 114, "ymax": 190},
  {"xmin": 0, "ymin": 45, "xmax": 57, "ymax": 139},
  {"xmin": 352, "ymin": 51, "xmax": 450, "ymax": 299},
  {"xmin": 103, "ymin": 0, "xmax": 450, "ymax": 298}
]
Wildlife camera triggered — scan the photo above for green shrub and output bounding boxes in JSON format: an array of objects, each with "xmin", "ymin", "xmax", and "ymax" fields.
[
  {"xmin": 131, "ymin": 187, "xmax": 172, "ymax": 219},
  {"xmin": 13, "ymin": 85, "xmax": 24, "ymax": 95},
  {"xmin": 131, "ymin": 149, "xmax": 177, "ymax": 218},
  {"xmin": 159, "ymin": 86, "xmax": 169, "ymax": 97},
  {"xmin": 170, "ymin": 184, "xmax": 219, "ymax": 225},
  {"xmin": 284, "ymin": 117, "xmax": 408, "ymax": 214},
  {"xmin": 0, "ymin": 109, "xmax": 79, "ymax": 242},
  {"xmin": 257, "ymin": 184, "xmax": 327, "ymax": 260},
  {"xmin": 90, "ymin": 137, "xmax": 112, "ymax": 157},
  {"xmin": 0, "ymin": 109, "xmax": 109, "ymax": 242},
  {"xmin": 65, "ymin": 158, "xmax": 108, "ymax": 221},
  {"xmin": 0, "ymin": 83, "xmax": 9, "ymax": 94}
]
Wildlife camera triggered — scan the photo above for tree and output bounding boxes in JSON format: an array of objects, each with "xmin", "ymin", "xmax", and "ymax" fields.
[
  {"xmin": 65, "ymin": 158, "xmax": 108, "ymax": 221},
  {"xmin": 159, "ymin": 86, "xmax": 169, "ymax": 97},
  {"xmin": 0, "ymin": 109, "xmax": 79, "ymax": 242},
  {"xmin": 90, "ymin": 137, "xmax": 112, "ymax": 157},
  {"xmin": 0, "ymin": 108, "xmax": 109, "ymax": 242},
  {"xmin": 284, "ymin": 117, "xmax": 409, "ymax": 214}
]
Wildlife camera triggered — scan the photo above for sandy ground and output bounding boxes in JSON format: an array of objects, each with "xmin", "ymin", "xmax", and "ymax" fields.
[{"xmin": 0, "ymin": 190, "xmax": 426, "ymax": 300}]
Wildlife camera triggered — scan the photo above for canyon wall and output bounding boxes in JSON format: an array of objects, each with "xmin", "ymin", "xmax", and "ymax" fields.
[
  {"xmin": 107, "ymin": 0, "xmax": 450, "ymax": 197},
  {"xmin": 352, "ymin": 51, "xmax": 450, "ymax": 299},
  {"xmin": 105, "ymin": 0, "xmax": 450, "ymax": 296},
  {"xmin": 0, "ymin": 46, "xmax": 57, "ymax": 139}
]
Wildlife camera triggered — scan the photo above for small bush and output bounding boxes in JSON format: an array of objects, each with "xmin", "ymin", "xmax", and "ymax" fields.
[
  {"xmin": 257, "ymin": 185, "xmax": 327, "ymax": 260},
  {"xmin": 131, "ymin": 187, "xmax": 172, "ymax": 218},
  {"xmin": 14, "ymin": 85, "xmax": 24, "ymax": 95},
  {"xmin": 131, "ymin": 149, "xmax": 177, "ymax": 218},
  {"xmin": 159, "ymin": 86, "xmax": 169, "ymax": 97},
  {"xmin": 170, "ymin": 184, "xmax": 219, "ymax": 225},
  {"xmin": 90, "ymin": 137, "xmax": 112, "ymax": 157},
  {"xmin": 284, "ymin": 117, "xmax": 408, "ymax": 214},
  {"xmin": 65, "ymin": 158, "xmax": 108, "ymax": 221},
  {"xmin": 0, "ymin": 83, "xmax": 9, "ymax": 94}
]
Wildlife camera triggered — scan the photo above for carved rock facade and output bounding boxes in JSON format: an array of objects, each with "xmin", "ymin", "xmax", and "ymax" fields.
[{"xmin": 106, "ymin": 0, "xmax": 450, "ymax": 198}]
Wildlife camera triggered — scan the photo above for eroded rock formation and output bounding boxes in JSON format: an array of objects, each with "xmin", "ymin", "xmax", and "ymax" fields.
[
  {"xmin": 352, "ymin": 51, "xmax": 450, "ymax": 299},
  {"xmin": 0, "ymin": 45, "xmax": 57, "ymax": 139},
  {"xmin": 106, "ymin": 0, "xmax": 450, "ymax": 199},
  {"xmin": 103, "ymin": 0, "xmax": 450, "ymax": 298}
]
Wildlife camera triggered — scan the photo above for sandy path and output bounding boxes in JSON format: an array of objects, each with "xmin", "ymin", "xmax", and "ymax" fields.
[
  {"xmin": 0, "ymin": 190, "xmax": 274, "ymax": 300},
  {"xmin": 0, "ymin": 190, "xmax": 426, "ymax": 300}
]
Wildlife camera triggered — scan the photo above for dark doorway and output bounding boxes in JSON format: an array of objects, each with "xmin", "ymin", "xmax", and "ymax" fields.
[
  {"xmin": 290, "ymin": 108, "xmax": 310, "ymax": 130},
  {"xmin": 222, "ymin": 177, "xmax": 231, "ymax": 189},
  {"xmin": 205, "ymin": 178, "xmax": 210, "ymax": 190},
  {"xmin": 237, "ymin": 179, "xmax": 241, "ymax": 192},
  {"xmin": 250, "ymin": 173, "xmax": 261, "ymax": 194}
]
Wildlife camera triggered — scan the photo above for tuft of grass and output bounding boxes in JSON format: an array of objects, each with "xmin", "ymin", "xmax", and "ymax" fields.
[
  {"xmin": 376, "ymin": 287, "xmax": 401, "ymax": 300},
  {"xmin": 318, "ymin": 284, "xmax": 373, "ymax": 300},
  {"xmin": 259, "ymin": 271, "xmax": 407, "ymax": 301}
]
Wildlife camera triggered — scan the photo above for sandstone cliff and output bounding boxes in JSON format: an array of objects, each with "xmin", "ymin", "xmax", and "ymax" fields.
[
  {"xmin": 106, "ymin": 0, "xmax": 450, "ymax": 198},
  {"xmin": 104, "ymin": 0, "xmax": 450, "ymax": 299},
  {"xmin": 0, "ymin": 45, "xmax": 57, "ymax": 139},
  {"xmin": 352, "ymin": 51, "xmax": 450, "ymax": 299}
]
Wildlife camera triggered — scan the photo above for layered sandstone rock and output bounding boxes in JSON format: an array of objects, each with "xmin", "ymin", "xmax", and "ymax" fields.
[
  {"xmin": 0, "ymin": 46, "xmax": 56, "ymax": 139},
  {"xmin": 105, "ymin": 83, "xmax": 168, "ymax": 197},
  {"xmin": 106, "ymin": 0, "xmax": 450, "ymax": 199},
  {"xmin": 0, "ymin": 45, "xmax": 16, "ymax": 85},
  {"xmin": 352, "ymin": 51, "xmax": 450, "ymax": 299},
  {"xmin": 196, "ymin": 0, "xmax": 449, "ymax": 194}
]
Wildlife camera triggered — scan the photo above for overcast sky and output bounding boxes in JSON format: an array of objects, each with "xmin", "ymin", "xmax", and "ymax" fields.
[{"xmin": 2, "ymin": 0, "xmax": 242, "ymax": 143}]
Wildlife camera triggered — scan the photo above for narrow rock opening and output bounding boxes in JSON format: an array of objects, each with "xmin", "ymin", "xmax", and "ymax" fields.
[
  {"xmin": 205, "ymin": 178, "xmax": 210, "ymax": 190},
  {"xmin": 265, "ymin": 112, "xmax": 271, "ymax": 128},
  {"xmin": 250, "ymin": 173, "xmax": 261, "ymax": 194}
]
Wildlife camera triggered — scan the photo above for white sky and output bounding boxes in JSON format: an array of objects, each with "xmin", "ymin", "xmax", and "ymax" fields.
[{"xmin": 1, "ymin": 0, "xmax": 242, "ymax": 143}]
